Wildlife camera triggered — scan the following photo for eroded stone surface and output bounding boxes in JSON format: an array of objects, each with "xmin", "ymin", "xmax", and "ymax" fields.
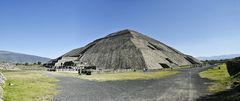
[
  {"xmin": 48, "ymin": 29, "xmax": 201, "ymax": 70},
  {"xmin": 0, "ymin": 72, "xmax": 6, "ymax": 101}
]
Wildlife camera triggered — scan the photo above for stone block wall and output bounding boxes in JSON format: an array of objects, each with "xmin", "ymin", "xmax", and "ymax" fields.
[{"xmin": 226, "ymin": 60, "xmax": 240, "ymax": 76}]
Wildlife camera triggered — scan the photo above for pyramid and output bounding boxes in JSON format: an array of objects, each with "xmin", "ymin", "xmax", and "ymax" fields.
[{"xmin": 48, "ymin": 29, "xmax": 200, "ymax": 70}]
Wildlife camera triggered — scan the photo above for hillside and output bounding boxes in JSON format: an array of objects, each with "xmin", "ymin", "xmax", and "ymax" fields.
[
  {"xmin": 0, "ymin": 50, "xmax": 50, "ymax": 63},
  {"xmin": 198, "ymin": 54, "xmax": 240, "ymax": 60}
]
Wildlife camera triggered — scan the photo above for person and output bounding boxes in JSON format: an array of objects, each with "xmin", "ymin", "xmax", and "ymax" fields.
[
  {"xmin": 143, "ymin": 68, "xmax": 148, "ymax": 72},
  {"xmin": 78, "ymin": 68, "xmax": 81, "ymax": 75}
]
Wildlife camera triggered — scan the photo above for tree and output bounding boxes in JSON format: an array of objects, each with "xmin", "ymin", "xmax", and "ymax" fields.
[
  {"xmin": 25, "ymin": 62, "xmax": 29, "ymax": 66},
  {"xmin": 37, "ymin": 61, "xmax": 42, "ymax": 65},
  {"xmin": 16, "ymin": 63, "xmax": 20, "ymax": 65}
]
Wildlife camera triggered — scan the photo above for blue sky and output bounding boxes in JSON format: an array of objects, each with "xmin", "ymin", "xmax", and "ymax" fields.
[{"xmin": 0, "ymin": 0, "xmax": 240, "ymax": 58}]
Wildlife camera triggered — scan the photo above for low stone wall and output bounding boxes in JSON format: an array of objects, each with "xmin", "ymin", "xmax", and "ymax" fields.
[
  {"xmin": 0, "ymin": 72, "xmax": 6, "ymax": 101},
  {"xmin": 226, "ymin": 61, "xmax": 240, "ymax": 76},
  {"xmin": 0, "ymin": 62, "xmax": 17, "ymax": 70}
]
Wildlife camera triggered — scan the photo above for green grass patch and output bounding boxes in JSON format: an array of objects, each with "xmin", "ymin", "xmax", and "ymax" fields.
[
  {"xmin": 3, "ymin": 71, "xmax": 58, "ymax": 101},
  {"xmin": 77, "ymin": 70, "xmax": 178, "ymax": 82},
  {"xmin": 199, "ymin": 64, "xmax": 231, "ymax": 92},
  {"xmin": 199, "ymin": 64, "xmax": 230, "ymax": 81},
  {"xmin": 178, "ymin": 65, "xmax": 192, "ymax": 69}
]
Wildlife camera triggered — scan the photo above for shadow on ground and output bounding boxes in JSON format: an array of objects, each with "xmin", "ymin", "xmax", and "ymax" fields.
[{"xmin": 197, "ymin": 86, "xmax": 240, "ymax": 101}]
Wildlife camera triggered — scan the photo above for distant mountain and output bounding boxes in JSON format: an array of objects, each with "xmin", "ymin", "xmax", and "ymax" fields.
[
  {"xmin": 197, "ymin": 54, "xmax": 240, "ymax": 60},
  {"xmin": 0, "ymin": 50, "xmax": 51, "ymax": 63}
]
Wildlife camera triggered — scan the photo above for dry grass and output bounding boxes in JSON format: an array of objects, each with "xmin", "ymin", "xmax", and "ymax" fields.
[
  {"xmin": 74, "ymin": 70, "xmax": 178, "ymax": 82},
  {"xmin": 2, "ymin": 70, "xmax": 58, "ymax": 101}
]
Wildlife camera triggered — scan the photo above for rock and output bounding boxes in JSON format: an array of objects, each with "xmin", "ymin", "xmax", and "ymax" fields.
[
  {"xmin": 0, "ymin": 72, "xmax": 5, "ymax": 101},
  {"xmin": 0, "ymin": 86, "xmax": 3, "ymax": 100},
  {"xmin": 0, "ymin": 73, "xmax": 6, "ymax": 87},
  {"xmin": 8, "ymin": 83, "xmax": 14, "ymax": 86}
]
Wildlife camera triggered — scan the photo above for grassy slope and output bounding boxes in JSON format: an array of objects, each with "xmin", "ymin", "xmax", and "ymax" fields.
[
  {"xmin": 2, "ymin": 70, "xmax": 58, "ymax": 101},
  {"xmin": 198, "ymin": 64, "xmax": 240, "ymax": 101},
  {"xmin": 199, "ymin": 64, "xmax": 231, "ymax": 92}
]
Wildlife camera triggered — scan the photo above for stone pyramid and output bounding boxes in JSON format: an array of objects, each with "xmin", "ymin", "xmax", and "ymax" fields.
[{"xmin": 48, "ymin": 29, "xmax": 200, "ymax": 70}]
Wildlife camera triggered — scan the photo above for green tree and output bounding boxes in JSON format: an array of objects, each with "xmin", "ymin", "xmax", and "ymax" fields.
[
  {"xmin": 25, "ymin": 62, "xmax": 29, "ymax": 66},
  {"xmin": 37, "ymin": 62, "xmax": 42, "ymax": 65}
]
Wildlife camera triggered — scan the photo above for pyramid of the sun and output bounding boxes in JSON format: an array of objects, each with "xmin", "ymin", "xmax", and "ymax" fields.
[{"xmin": 48, "ymin": 29, "xmax": 200, "ymax": 70}]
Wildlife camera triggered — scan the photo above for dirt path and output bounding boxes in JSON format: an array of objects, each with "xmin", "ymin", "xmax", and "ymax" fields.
[{"xmin": 48, "ymin": 66, "xmax": 212, "ymax": 101}]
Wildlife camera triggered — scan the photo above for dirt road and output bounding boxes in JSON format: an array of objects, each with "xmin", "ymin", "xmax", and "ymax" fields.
[{"xmin": 51, "ymin": 67, "xmax": 212, "ymax": 101}]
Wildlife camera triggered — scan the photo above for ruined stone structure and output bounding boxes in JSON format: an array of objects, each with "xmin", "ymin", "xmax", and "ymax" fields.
[
  {"xmin": 47, "ymin": 29, "xmax": 201, "ymax": 70},
  {"xmin": 0, "ymin": 72, "xmax": 6, "ymax": 101}
]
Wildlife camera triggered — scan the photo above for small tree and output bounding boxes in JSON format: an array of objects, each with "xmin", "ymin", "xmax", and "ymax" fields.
[
  {"xmin": 25, "ymin": 62, "xmax": 29, "ymax": 66},
  {"xmin": 37, "ymin": 61, "xmax": 42, "ymax": 65}
]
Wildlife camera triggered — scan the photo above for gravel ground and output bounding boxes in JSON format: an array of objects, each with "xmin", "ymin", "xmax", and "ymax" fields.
[{"xmin": 49, "ymin": 66, "xmax": 213, "ymax": 101}]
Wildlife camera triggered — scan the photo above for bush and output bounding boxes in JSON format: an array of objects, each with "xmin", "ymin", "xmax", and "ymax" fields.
[
  {"xmin": 37, "ymin": 62, "xmax": 41, "ymax": 65},
  {"xmin": 24, "ymin": 62, "xmax": 29, "ymax": 66},
  {"xmin": 226, "ymin": 60, "xmax": 240, "ymax": 76}
]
